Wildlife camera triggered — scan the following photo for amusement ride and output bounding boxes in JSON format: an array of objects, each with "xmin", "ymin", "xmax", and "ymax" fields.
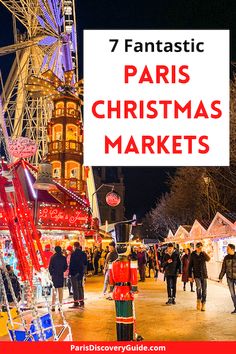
[{"xmin": 0, "ymin": 0, "xmax": 100, "ymax": 341}]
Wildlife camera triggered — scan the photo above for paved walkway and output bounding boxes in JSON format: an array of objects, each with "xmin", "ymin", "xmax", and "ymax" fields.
[
  {"xmin": 1, "ymin": 275, "xmax": 236, "ymax": 341},
  {"xmin": 61, "ymin": 275, "xmax": 236, "ymax": 341}
]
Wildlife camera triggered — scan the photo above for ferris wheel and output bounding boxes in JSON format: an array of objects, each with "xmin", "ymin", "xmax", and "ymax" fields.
[
  {"xmin": 0, "ymin": 0, "xmax": 101, "ymax": 221},
  {"xmin": 0, "ymin": 0, "xmax": 79, "ymax": 165}
]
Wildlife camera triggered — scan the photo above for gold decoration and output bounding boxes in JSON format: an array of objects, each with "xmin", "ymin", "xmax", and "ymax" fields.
[{"xmin": 25, "ymin": 69, "xmax": 84, "ymax": 103}]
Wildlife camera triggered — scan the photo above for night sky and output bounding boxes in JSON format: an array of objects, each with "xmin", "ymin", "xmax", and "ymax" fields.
[{"xmin": 0, "ymin": 0, "xmax": 235, "ymax": 219}]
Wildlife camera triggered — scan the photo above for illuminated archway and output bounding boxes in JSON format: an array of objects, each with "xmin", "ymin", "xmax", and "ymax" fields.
[
  {"xmin": 52, "ymin": 161, "xmax": 61, "ymax": 178},
  {"xmin": 65, "ymin": 160, "xmax": 81, "ymax": 179},
  {"xmin": 53, "ymin": 124, "xmax": 63, "ymax": 141},
  {"xmin": 55, "ymin": 101, "xmax": 65, "ymax": 117},
  {"xmin": 66, "ymin": 124, "xmax": 77, "ymax": 141},
  {"xmin": 66, "ymin": 101, "xmax": 77, "ymax": 116}
]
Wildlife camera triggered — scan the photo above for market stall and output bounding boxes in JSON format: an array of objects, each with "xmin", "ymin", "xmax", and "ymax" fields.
[
  {"xmin": 172, "ymin": 225, "xmax": 192, "ymax": 252},
  {"xmin": 205, "ymin": 212, "xmax": 236, "ymax": 281},
  {"xmin": 189, "ymin": 220, "xmax": 208, "ymax": 243},
  {"xmin": 171, "ymin": 213, "xmax": 236, "ymax": 282}
]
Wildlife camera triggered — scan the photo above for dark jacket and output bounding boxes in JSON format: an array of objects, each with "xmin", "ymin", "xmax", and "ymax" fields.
[
  {"xmin": 219, "ymin": 253, "xmax": 236, "ymax": 280},
  {"xmin": 130, "ymin": 251, "xmax": 138, "ymax": 261},
  {"xmin": 69, "ymin": 248, "xmax": 87, "ymax": 279},
  {"xmin": 188, "ymin": 251, "xmax": 210, "ymax": 279},
  {"xmin": 93, "ymin": 249, "xmax": 101, "ymax": 262},
  {"xmin": 137, "ymin": 251, "xmax": 147, "ymax": 267},
  {"xmin": 2, "ymin": 271, "xmax": 21, "ymax": 302},
  {"xmin": 162, "ymin": 251, "xmax": 181, "ymax": 276},
  {"xmin": 49, "ymin": 253, "xmax": 67, "ymax": 288}
]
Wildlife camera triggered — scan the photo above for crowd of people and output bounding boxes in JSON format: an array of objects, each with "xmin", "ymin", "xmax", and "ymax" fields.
[
  {"xmin": 160, "ymin": 241, "xmax": 236, "ymax": 314},
  {"xmin": 1, "ymin": 241, "xmax": 236, "ymax": 316}
]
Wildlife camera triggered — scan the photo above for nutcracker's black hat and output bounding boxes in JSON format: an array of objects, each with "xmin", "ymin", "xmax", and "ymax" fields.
[{"xmin": 114, "ymin": 223, "xmax": 131, "ymax": 244}]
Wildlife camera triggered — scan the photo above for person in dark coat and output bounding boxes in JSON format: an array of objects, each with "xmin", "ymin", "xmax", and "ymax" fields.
[
  {"xmin": 2, "ymin": 265, "xmax": 21, "ymax": 304},
  {"xmin": 103, "ymin": 241, "xmax": 118, "ymax": 296},
  {"xmin": 69, "ymin": 242, "xmax": 87, "ymax": 308},
  {"xmin": 93, "ymin": 246, "xmax": 101, "ymax": 275},
  {"xmin": 162, "ymin": 243, "xmax": 181, "ymax": 305},
  {"xmin": 147, "ymin": 249, "xmax": 155, "ymax": 278},
  {"xmin": 49, "ymin": 246, "xmax": 67, "ymax": 311},
  {"xmin": 181, "ymin": 248, "xmax": 194, "ymax": 292},
  {"xmin": 188, "ymin": 242, "xmax": 210, "ymax": 311},
  {"xmin": 219, "ymin": 243, "xmax": 236, "ymax": 314},
  {"xmin": 137, "ymin": 246, "xmax": 147, "ymax": 282},
  {"xmin": 130, "ymin": 246, "xmax": 138, "ymax": 261}
]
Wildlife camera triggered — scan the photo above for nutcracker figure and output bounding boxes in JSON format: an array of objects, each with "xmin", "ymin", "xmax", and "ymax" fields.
[{"xmin": 109, "ymin": 222, "xmax": 140, "ymax": 341}]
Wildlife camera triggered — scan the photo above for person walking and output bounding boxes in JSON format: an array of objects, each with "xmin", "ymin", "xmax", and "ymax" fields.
[
  {"xmin": 152, "ymin": 246, "xmax": 160, "ymax": 280},
  {"xmin": 162, "ymin": 243, "xmax": 181, "ymax": 305},
  {"xmin": 64, "ymin": 245, "xmax": 73, "ymax": 296},
  {"xmin": 93, "ymin": 246, "xmax": 101, "ymax": 275},
  {"xmin": 219, "ymin": 243, "xmax": 236, "ymax": 314},
  {"xmin": 99, "ymin": 249, "xmax": 107, "ymax": 273},
  {"xmin": 181, "ymin": 248, "xmax": 194, "ymax": 292},
  {"xmin": 104, "ymin": 246, "xmax": 109, "ymax": 259},
  {"xmin": 188, "ymin": 242, "xmax": 210, "ymax": 311},
  {"xmin": 147, "ymin": 249, "xmax": 155, "ymax": 278},
  {"xmin": 130, "ymin": 246, "xmax": 138, "ymax": 261},
  {"xmin": 69, "ymin": 242, "xmax": 87, "ymax": 308},
  {"xmin": 137, "ymin": 246, "xmax": 147, "ymax": 282},
  {"xmin": 86, "ymin": 248, "xmax": 93, "ymax": 275},
  {"xmin": 49, "ymin": 246, "xmax": 67, "ymax": 311},
  {"xmin": 2, "ymin": 265, "xmax": 21, "ymax": 306},
  {"xmin": 102, "ymin": 241, "xmax": 118, "ymax": 296}
]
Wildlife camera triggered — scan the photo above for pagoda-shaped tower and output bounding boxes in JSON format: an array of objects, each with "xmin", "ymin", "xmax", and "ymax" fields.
[{"xmin": 47, "ymin": 94, "xmax": 87, "ymax": 203}]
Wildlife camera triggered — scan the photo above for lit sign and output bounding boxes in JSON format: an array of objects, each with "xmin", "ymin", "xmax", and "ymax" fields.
[
  {"xmin": 106, "ymin": 191, "xmax": 121, "ymax": 207},
  {"xmin": 38, "ymin": 205, "xmax": 89, "ymax": 228},
  {"xmin": 8, "ymin": 137, "xmax": 37, "ymax": 158}
]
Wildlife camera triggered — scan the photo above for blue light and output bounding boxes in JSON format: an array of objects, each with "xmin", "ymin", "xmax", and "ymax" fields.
[
  {"xmin": 39, "ymin": 0, "xmax": 57, "ymax": 33},
  {"xmin": 37, "ymin": 15, "xmax": 46, "ymax": 28},
  {"xmin": 38, "ymin": 36, "xmax": 58, "ymax": 46}
]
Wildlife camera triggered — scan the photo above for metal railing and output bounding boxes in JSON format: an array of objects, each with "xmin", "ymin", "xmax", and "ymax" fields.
[
  {"xmin": 52, "ymin": 108, "xmax": 80, "ymax": 118},
  {"xmin": 48, "ymin": 140, "xmax": 83, "ymax": 154}
]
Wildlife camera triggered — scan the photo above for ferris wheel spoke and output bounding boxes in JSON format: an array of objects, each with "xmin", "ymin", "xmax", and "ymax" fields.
[
  {"xmin": 0, "ymin": 0, "xmax": 57, "ymax": 36},
  {"xmin": 0, "ymin": 0, "xmax": 32, "ymax": 30},
  {"xmin": 38, "ymin": 0, "xmax": 58, "ymax": 33},
  {"xmin": 0, "ymin": 36, "xmax": 45, "ymax": 56},
  {"xmin": 0, "ymin": 0, "xmax": 79, "ymax": 164}
]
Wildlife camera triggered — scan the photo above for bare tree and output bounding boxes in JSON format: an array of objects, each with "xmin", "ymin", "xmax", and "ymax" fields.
[
  {"xmin": 149, "ymin": 165, "xmax": 236, "ymax": 239},
  {"xmin": 149, "ymin": 75, "xmax": 236, "ymax": 239}
]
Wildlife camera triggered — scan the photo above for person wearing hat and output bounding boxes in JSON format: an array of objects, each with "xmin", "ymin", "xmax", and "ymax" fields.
[
  {"xmin": 188, "ymin": 242, "xmax": 210, "ymax": 311},
  {"xmin": 109, "ymin": 222, "xmax": 139, "ymax": 341},
  {"xmin": 102, "ymin": 241, "xmax": 118, "ymax": 296},
  {"xmin": 49, "ymin": 246, "xmax": 67, "ymax": 311}
]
